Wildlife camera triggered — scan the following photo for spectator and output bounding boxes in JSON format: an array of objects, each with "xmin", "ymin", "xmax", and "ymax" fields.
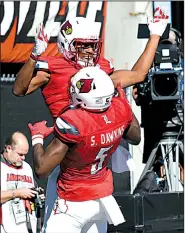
[{"xmin": 0, "ymin": 132, "xmax": 42, "ymax": 233}]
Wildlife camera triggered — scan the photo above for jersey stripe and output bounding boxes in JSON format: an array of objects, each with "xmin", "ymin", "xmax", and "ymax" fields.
[
  {"xmin": 56, "ymin": 117, "xmax": 80, "ymax": 135},
  {"xmin": 56, "ymin": 117, "xmax": 72, "ymax": 129},
  {"xmin": 35, "ymin": 60, "xmax": 49, "ymax": 70}
]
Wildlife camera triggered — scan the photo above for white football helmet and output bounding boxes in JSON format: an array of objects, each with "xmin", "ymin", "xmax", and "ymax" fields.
[
  {"xmin": 57, "ymin": 17, "xmax": 102, "ymax": 67},
  {"xmin": 70, "ymin": 67, "xmax": 115, "ymax": 111}
]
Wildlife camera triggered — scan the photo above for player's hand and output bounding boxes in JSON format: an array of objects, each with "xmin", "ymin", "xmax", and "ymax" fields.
[
  {"xmin": 15, "ymin": 187, "xmax": 37, "ymax": 199},
  {"xmin": 28, "ymin": 121, "xmax": 54, "ymax": 146},
  {"xmin": 31, "ymin": 23, "xmax": 50, "ymax": 61},
  {"xmin": 148, "ymin": 7, "xmax": 169, "ymax": 37}
]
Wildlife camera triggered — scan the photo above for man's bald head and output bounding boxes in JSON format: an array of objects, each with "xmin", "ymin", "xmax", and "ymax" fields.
[
  {"xmin": 4, "ymin": 131, "xmax": 29, "ymax": 167},
  {"xmin": 12, "ymin": 131, "xmax": 29, "ymax": 150}
]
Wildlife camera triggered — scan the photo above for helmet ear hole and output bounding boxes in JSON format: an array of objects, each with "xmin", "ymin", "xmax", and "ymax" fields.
[
  {"xmin": 93, "ymin": 83, "xmax": 96, "ymax": 90},
  {"xmin": 72, "ymin": 41, "xmax": 77, "ymax": 47},
  {"xmin": 76, "ymin": 98, "xmax": 82, "ymax": 102}
]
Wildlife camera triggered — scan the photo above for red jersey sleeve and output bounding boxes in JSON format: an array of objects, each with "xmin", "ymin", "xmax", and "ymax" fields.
[
  {"xmin": 98, "ymin": 57, "xmax": 114, "ymax": 75},
  {"xmin": 54, "ymin": 114, "xmax": 81, "ymax": 144},
  {"xmin": 114, "ymin": 90, "xmax": 133, "ymax": 128}
]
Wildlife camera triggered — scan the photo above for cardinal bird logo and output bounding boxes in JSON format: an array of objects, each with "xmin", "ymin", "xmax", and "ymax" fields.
[
  {"xmin": 76, "ymin": 79, "xmax": 93, "ymax": 93},
  {"xmin": 61, "ymin": 20, "xmax": 73, "ymax": 35}
]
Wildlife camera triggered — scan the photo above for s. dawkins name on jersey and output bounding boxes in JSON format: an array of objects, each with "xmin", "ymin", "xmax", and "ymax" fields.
[
  {"xmin": 35, "ymin": 56, "xmax": 114, "ymax": 119},
  {"xmin": 54, "ymin": 95, "xmax": 132, "ymax": 201}
]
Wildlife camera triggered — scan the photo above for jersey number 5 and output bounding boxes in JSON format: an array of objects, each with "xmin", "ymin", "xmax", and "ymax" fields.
[{"xmin": 91, "ymin": 146, "xmax": 113, "ymax": 174}]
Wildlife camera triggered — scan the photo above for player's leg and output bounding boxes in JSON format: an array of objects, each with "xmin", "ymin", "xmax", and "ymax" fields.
[
  {"xmin": 44, "ymin": 198, "xmax": 87, "ymax": 233},
  {"xmin": 45, "ymin": 212, "xmax": 82, "ymax": 233},
  {"xmin": 81, "ymin": 199, "xmax": 108, "ymax": 233},
  {"xmin": 81, "ymin": 221, "xmax": 107, "ymax": 233},
  {"xmin": 44, "ymin": 198, "xmax": 101, "ymax": 233},
  {"xmin": 42, "ymin": 166, "xmax": 60, "ymax": 231}
]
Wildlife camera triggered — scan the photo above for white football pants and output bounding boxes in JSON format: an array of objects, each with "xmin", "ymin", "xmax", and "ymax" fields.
[
  {"xmin": 43, "ymin": 198, "xmax": 107, "ymax": 233},
  {"xmin": 42, "ymin": 166, "xmax": 107, "ymax": 233}
]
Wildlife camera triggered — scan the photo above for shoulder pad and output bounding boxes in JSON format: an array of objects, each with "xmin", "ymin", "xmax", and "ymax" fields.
[
  {"xmin": 108, "ymin": 59, "xmax": 114, "ymax": 70},
  {"xmin": 54, "ymin": 116, "xmax": 80, "ymax": 144},
  {"xmin": 55, "ymin": 117, "xmax": 79, "ymax": 135},
  {"xmin": 98, "ymin": 57, "xmax": 114, "ymax": 75},
  {"xmin": 114, "ymin": 95, "xmax": 133, "ymax": 125},
  {"xmin": 58, "ymin": 105, "xmax": 77, "ymax": 115}
]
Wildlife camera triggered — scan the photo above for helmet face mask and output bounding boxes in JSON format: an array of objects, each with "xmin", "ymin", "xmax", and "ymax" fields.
[
  {"xmin": 71, "ymin": 39, "xmax": 102, "ymax": 67},
  {"xmin": 69, "ymin": 67, "xmax": 115, "ymax": 112},
  {"xmin": 57, "ymin": 18, "xmax": 102, "ymax": 67}
]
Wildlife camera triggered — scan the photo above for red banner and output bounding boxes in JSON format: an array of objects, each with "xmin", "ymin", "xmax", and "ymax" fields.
[{"xmin": 0, "ymin": 1, "xmax": 107, "ymax": 63}]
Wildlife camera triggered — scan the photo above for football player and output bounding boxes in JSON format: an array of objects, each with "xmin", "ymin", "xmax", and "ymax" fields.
[
  {"xmin": 28, "ymin": 67, "xmax": 141, "ymax": 233},
  {"xmin": 13, "ymin": 8, "xmax": 169, "ymax": 119},
  {"xmin": 13, "ymin": 7, "xmax": 168, "ymax": 232}
]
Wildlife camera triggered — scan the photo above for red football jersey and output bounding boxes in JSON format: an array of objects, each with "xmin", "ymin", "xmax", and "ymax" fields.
[
  {"xmin": 36, "ymin": 56, "xmax": 114, "ymax": 119},
  {"xmin": 54, "ymin": 95, "xmax": 132, "ymax": 201}
]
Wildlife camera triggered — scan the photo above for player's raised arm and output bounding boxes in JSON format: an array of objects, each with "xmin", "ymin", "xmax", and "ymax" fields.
[
  {"xmin": 13, "ymin": 23, "xmax": 50, "ymax": 96},
  {"xmin": 110, "ymin": 7, "xmax": 169, "ymax": 88}
]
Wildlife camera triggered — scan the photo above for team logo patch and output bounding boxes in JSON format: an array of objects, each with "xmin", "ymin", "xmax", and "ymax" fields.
[
  {"xmin": 76, "ymin": 79, "xmax": 93, "ymax": 93},
  {"xmin": 61, "ymin": 20, "xmax": 72, "ymax": 35}
]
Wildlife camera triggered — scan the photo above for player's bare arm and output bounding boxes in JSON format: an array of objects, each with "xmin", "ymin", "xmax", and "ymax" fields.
[
  {"xmin": 13, "ymin": 65, "xmax": 50, "ymax": 96},
  {"xmin": 25, "ymin": 70, "xmax": 50, "ymax": 95},
  {"xmin": 28, "ymin": 120, "xmax": 68, "ymax": 178},
  {"xmin": 110, "ymin": 8, "xmax": 169, "ymax": 88},
  {"xmin": 110, "ymin": 35, "xmax": 160, "ymax": 88},
  {"xmin": 13, "ymin": 58, "xmax": 37, "ymax": 96},
  {"xmin": 32, "ymin": 138, "xmax": 68, "ymax": 178},
  {"xmin": 13, "ymin": 23, "xmax": 50, "ymax": 96},
  {"xmin": 123, "ymin": 113, "xmax": 141, "ymax": 145}
]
